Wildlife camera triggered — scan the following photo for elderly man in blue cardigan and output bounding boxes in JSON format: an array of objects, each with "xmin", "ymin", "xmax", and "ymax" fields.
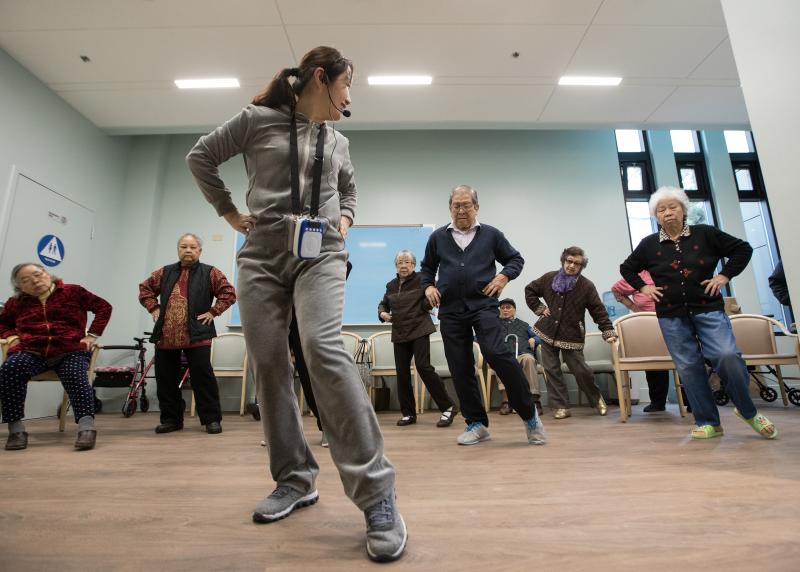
[{"xmin": 420, "ymin": 185, "xmax": 546, "ymax": 446}]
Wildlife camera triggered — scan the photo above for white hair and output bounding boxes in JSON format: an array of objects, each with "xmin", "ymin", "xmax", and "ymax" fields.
[
  {"xmin": 177, "ymin": 233, "xmax": 203, "ymax": 248},
  {"xmin": 394, "ymin": 250, "xmax": 416, "ymax": 265},
  {"xmin": 648, "ymin": 186, "xmax": 690, "ymax": 217}
]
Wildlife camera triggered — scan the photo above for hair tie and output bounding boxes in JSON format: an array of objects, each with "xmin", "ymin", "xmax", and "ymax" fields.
[{"xmin": 284, "ymin": 67, "xmax": 300, "ymax": 78}]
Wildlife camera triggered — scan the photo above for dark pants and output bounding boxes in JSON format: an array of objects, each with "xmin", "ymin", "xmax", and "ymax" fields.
[
  {"xmin": 155, "ymin": 346, "xmax": 221, "ymax": 426},
  {"xmin": 0, "ymin": 350, "xmax": 94, "ymax": 424},
  {"xmin": 440, "ymin": 307, "xmax": 534, "ymax": 426},
  {"xmin": 539, "ymin": 342, "xmax": 602, "ymax": 409},
  {"xmin": 289, "ymin": 309, "xmax": 322, "ymax": 431},
  {"xmin": 394, "ymin": 335, "xmax": 455, "ymax": 418},
  {"xmin": 645, "ymin": 370, "xmax": 669, "ymax": 407}
]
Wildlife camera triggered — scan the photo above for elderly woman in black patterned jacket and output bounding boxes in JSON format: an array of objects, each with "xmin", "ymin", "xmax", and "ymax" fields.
[
  {"xmin": 525, "ymin": 246, "xmax": 617, "ymax": 420},
  {"xmin": 379, "ymin": 250, "xmax": 458, "ymax": 427},
  {"xmin": 620, "ymin": 186, "xmax": 777, "ymax": 440}
]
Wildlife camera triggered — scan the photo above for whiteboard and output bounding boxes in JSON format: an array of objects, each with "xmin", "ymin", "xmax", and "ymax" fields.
[
  {"xmin": 228, "ymin": 225, "xmax": 435, "ymax": 326},
  {"xmin": 343, "ymin": 225, "xmax": 435, "ymax": 324}
]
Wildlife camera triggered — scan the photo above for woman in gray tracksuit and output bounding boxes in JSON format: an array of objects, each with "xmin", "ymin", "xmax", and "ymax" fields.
[{"xmin": 185, "ymin": 46, "xmax": 406, "ymax": 563}]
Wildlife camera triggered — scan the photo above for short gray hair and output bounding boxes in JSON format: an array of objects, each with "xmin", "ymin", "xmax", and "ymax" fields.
[
  {"xmin": 177, "ymin": 233, "xmax": 203, "ymax": 248},
  {"xmin": 10, "ymin": 263, "xmax": 57, "ymax": 296},
  {"xmin": 449, "ymin": 184, "xmax": 479, "ymax": 207},
  {"xmin": 394, "ymin": 250, "xmax": 416, "ymax": 265},
  {"xmin": 649, "ymin": 186, "xmax": 690, "ymax": 217}
]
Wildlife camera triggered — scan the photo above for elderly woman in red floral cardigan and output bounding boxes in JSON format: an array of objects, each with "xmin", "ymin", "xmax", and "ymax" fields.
[{"xmin": 0, "ymin": 263, "xmax": 112, "ymax": 451}]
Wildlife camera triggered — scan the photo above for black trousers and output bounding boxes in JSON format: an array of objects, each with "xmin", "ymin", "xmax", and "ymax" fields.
[
  {"xmin": 440, "ymin": 306, "xmax": 534, "ymax": 426},
  {"xmin": 394, "ymin": 335, "xmax": 455, "ymax": 418},
  {"xmin": 645, "ymin": 370, "xmax": 669, "ymax": 407},
  {"xmin": 155, "ymin": 346, "xmax": 221, "ymax": 426},
  {"xmin": 288, "ymin": 309, "xmax": 322, "ymax": 431}
]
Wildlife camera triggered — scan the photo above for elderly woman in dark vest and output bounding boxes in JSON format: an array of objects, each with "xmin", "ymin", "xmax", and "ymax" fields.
[
  {"xmin": 379, "ymin": 250, "xmax": 458, "ymax": 427},
  {"xmin": 620, "ymin": 186, "xmax": 777, "ymax": 440},
  {"xmin": 138, "ymin": 233, "xmax": 236, "ymax": 435}
]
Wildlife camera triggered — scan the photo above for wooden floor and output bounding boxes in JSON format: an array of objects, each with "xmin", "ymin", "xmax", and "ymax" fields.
[{"xmin": 2, "ymin": 403, "xmax": 800, "ymax": 572}]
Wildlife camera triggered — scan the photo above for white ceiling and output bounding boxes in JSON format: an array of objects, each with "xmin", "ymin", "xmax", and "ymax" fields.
[{"xmin": 0, "ymin": 0, "xmax": 749, "ymax": 134}]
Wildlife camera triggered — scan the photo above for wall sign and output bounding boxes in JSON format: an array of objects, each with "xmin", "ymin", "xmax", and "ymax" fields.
[{"xmin": 37, "ymin": 234, "xmax": 65, "ymax": 267}]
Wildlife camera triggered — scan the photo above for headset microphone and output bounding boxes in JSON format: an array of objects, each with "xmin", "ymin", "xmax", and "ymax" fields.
[{"xmin": 324, "ymin": 74, "xmax": 351, "ymax": 118}]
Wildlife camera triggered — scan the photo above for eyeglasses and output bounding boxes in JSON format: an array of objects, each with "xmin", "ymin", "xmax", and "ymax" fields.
[
  {"xmin": 564, "ymin": 258, "xmax": 583, "ymax": 267},
  {"xmin": 450, "ymin": 202, "xmax": 475, "ymax": 212},
  {"xmin": 17, "ymin": 271, "xmax": 47, "ymax": 285}
]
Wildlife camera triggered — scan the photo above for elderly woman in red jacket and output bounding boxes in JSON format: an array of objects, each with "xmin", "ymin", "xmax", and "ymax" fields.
[{"xmin": 0, "ymin": 263, "xmax": 112, "ymax": 451}]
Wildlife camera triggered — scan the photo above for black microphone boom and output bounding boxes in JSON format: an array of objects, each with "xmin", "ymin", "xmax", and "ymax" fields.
[{"xmin": 327, "ymin": 86, "xmax": 351, "ymax": 118}]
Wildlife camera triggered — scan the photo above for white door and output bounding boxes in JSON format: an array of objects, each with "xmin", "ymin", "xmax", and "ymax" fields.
[{"xmin": 0, "ymin": 173, "xmax": 95, "ymax": 419}]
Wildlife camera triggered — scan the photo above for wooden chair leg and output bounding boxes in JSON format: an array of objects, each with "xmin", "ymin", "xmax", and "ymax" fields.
[
  {"xmin": 612, "ymin": 365, "xmax": 626, "ymax": 422},
  {"xmin": 58, "ymin": 392, "xmax": 69, "ymax": 432},
  {"xmin": 674, "ymin": 370, "xmax": 686, "ymax": 418},
  {"xmin": 624, "ymin": 372, "xmax": 632, "ymax": 418},
  {"xmin": 239, "ymin": 375, "xmax": 247, "ymax": 416},
  {"xmin": 190, "ymin": 393, "xmax": 196, "ymax": 417},
  {"xmin": 298, "ymin": 386, "xmax": 305, "ymax": 414},
  {"xmin": 775, "ymin": 365, "xmax": 789, "ymax": 406}
]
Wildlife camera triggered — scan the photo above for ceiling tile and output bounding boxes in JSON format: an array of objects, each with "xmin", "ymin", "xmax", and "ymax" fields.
[{"xmin": 567, "ymin": 25, "xmax": 729, "ymax": 78}]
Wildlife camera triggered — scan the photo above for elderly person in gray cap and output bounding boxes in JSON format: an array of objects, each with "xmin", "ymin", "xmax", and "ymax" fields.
[
  {"xmin": 620, "ymin": 186, "xmax": 777, "ymax": 440},
  {"xmin": 378, "ymin": 250, "xmax": 458, "ymax": 427}
]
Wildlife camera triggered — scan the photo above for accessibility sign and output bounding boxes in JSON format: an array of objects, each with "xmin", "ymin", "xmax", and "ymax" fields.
[{"xmin": 37, "ymin": 234, "xmax": 65, "ymax": 267}]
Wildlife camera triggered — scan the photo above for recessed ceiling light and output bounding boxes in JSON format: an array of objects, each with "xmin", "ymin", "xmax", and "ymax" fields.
[
  {"xmin": 558, "ymin": 76, "xmax": 622, "ymax": 86},
  {"xmin": 368, "ymin": 75, "xmax": 433, "ymax": 86},
  {"xmin": 175, "ymin": 78, "xmax": 240, "ymax": 89}
]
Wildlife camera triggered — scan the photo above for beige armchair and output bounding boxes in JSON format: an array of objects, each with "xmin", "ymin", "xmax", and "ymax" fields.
[
  {"xmin": 729, "ymin": 314, "xmax": 799, "ymax": 407},
  {"xmin": 611, "ymin": 312, "xmax": 685, "ymax": 423}
]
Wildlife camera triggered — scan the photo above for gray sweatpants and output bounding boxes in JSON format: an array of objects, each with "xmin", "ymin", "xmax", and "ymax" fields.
[{"xmin": 238, "ymin": 242, "xmax": 395, "ymax": 511}]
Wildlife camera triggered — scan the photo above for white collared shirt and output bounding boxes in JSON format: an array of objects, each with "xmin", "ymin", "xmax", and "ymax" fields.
[{"xmin": 447, "ymin": 220, "xmax": 481, "ymax": 250}]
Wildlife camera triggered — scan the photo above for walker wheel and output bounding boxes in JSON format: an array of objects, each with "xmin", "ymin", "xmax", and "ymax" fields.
[
  {"xmin": 713, "ymin": 389, "xmax": 729, "ymax": 406},
  {"xmin": 123, "ymin": 399, "xmax": 137, "ymax": 418},
  {"xmin": 788, "ymin": 389, "xmax": 800, "ymax": 407},
  {"xmin": 140, "ymin": 396, "xmax": 150, "ymax": 413},
  {"xmin": 759, "ymin": 387, "xmax": 778, "ymax": 403}
]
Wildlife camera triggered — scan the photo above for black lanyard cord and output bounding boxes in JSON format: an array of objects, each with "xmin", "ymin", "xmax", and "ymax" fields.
[{"xmin": 289, "ymin": 114, "xmax": 326, "ymax": 218}]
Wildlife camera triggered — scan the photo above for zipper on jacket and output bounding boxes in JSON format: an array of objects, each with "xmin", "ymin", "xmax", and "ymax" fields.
[{"xmin": 42, "ymin": 299, "xmax": 52, "ymax": 357}]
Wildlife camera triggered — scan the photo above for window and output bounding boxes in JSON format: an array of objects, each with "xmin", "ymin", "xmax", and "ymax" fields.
[
  {"xmin": 724, "ymin": 130, "xmax": 754, "ymax": 153},
  {"xmin": 669, "ymin": 131, "xmax": 716, "ymax": 228},
  {"xmin": 726, "ymin": 130, "xmax": 791, "ymax": 326},
  {"xmin": 616, "ymin": 130, "xmax": 657, "ymax": 248},
  {"xmin": 670, "ymin": 130, "xmax": 701, "ymax": 153}
]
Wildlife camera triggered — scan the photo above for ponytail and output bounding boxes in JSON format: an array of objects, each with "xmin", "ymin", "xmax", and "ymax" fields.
[
  {"xmin": 251, "ymin": 46, "xmax": 352, "ymax": 111},
  {"xmin": 252, "ymin": 67, "xmax": 302, "ymax": 109}
]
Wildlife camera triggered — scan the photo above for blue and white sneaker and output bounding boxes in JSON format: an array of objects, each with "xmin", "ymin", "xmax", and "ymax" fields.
[
  {"xmin": 525, "ymin": 409, "xmax": 547, "ymax": 445},
  {"xmin": 457, "ymin": 422, "xmax": 491, "ymax": 445}
]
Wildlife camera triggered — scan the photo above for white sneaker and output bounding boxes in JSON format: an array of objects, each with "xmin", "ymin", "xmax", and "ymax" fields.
[
  {"xmin": 524, "ymin": 409, "xmax": 547, "ymax": 445},
  {"xmin": 456, "ymin": 422, "xmax": 491, "ymax": 445}
]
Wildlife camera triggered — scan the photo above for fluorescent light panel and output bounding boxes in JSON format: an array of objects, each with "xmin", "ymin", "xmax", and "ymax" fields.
[
  {"xmin": 175, "ymin": 78, "xmax": 240, "ymax": 89},
  {"xmin": 558, "ymin": 76, "xmax": 622, "ymax": 86},
  {"xmin": 368, "ymin": 75, "xmax": 432, "ymax": 86}
]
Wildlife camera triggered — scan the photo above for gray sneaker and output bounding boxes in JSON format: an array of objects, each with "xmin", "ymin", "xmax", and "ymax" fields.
[
  {"xmin": 524, "ymin": 409, "xmax": 547, "ymax": 445},
  {"xmin": 252, "ymin": 485, "xmax": 319, "ymax": 523},
  {"xmin": 364, "ymin": 493, "xmax": 407, "ymax": 562},
  {"xmin": 457, "ymin": 422, "xmax": 491, "ymax": 445}
]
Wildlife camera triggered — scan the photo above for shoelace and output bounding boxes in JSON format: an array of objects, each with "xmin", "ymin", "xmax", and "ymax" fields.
[
  {"xmin": 268, "ymin": 485, "xmax": 292, "ymax": 500},
  {"xmin": 365, "ymin": 498, "xmax": 394, "ymax": 530}
]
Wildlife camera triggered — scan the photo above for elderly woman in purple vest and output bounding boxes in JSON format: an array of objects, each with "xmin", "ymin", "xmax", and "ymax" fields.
[
  {"xmin": 525, "ymin": 247, "xmax": 617, "ymax": 420},
  {"xmin": 620, "ymin": 186, "xmax": 776, "ymax": 440}
]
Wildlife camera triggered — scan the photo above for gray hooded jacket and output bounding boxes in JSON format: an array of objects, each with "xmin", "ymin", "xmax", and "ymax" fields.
[{"xmin": 186, "ymin": 104, "xmax": 356, "ymax": 252}]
